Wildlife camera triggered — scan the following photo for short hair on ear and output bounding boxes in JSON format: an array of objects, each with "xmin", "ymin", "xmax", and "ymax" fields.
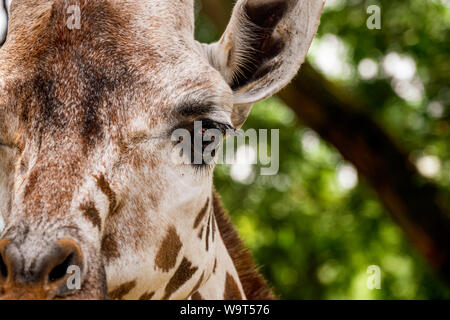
[{"xmin": 201, "ymin": 0, "xmax": 324, "ymax": 128}]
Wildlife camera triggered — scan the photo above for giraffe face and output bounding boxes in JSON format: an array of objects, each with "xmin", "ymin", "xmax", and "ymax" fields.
[
  {"xmin": 0, "ymin": 0, "xmax": 233, "ymax": 299},
  {"xmin": 0, "ymin": 0, "xmax": 324, "ymax": 299}
]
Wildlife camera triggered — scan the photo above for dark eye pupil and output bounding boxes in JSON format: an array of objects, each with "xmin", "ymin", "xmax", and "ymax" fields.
[
  {"xmin": 190, "ymin": 121, "xmax": 224, "ymax": 165},
  {"xmin": 173, "ymin": 119, "xmax": 232, "ymax": 168}
]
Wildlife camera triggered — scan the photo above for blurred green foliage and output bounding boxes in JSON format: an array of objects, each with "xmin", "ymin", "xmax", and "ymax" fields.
[{"xmin": 195, "ymin": 0, "xmax": 450, "ymax": 299}]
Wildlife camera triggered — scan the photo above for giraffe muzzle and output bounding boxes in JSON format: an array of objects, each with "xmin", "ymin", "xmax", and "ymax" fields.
[{"xmin": 0, "ymin": 238, "xmax": 84, "ymax": 300}]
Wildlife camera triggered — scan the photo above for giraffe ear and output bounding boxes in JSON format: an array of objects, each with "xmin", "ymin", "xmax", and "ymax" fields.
[
  {"xmin": 203, "ymin": 0, "xmax": 324, "ymax": 128},
  {"xmin": 0, "ymin": 0, "xmax": 11, "ymax": 47}
]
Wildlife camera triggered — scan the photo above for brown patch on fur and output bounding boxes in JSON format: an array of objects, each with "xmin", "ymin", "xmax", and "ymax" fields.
[
  {"xmin": 162, "ymin": 257, "xmax": 198, "ymax": 299},
  {"xmin": 101, "ymin": 233, "xmax": 120, "ymax": 264},
  {"xmin": 213, "ymin": 258, "xmax": 217, "ymax": 274},
  {"xmin": 111, "ymin": 200, "xmax": 124, "ymax": 217},
  {"xmin": 188, "ymin": 272, "xmax": 204, "ymax": 298},
  {"xmin": 205, "ymin": 213, "xmax": 211, "ymax": 251},
  {"xmin": 23, "ymin": 170, "xmax": 39, "ymax": 199},
  {"xmin": 213, "ymin": 190, "xmax": 275, "ymax": 300},
  {"xmin": 108, "ymin": 280, "xmax": 136, "ymax": 300},
  {"xmin": 139, "ymin": 291, "xmax": 155, "ymax": 300},
  {"xmin": 224, "ymin": 272, "xmax": 243, "ymax": 300},
  {"xmin": 193, "ymin": 198, "xmax": 209, "ymax": 229},
  {"xmin": 191, "ymin": 292, "xmax": 203, "ymax": 300},
  {"xmin": 96, "ymin": 175, "xmax": 117, "ymax": 216},
  {"xmin": 155, "ymin": 225, "xmax": 183, "ymax": 272},
  {"xmin": 198, "ymin": 225, "xmax": 204, "ymax": 239},
  {"xmin": 80, "ymin": 201, "xmax": 101, "ymax": 230},
  {"xmin": 211, "ymin": 208, "xmax": 216, "ymax": 242}
]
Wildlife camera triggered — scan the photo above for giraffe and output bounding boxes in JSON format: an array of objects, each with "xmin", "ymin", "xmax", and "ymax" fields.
[{"xmin": 0, "ymin": 0, "xmax": 323, "ymax": 299}]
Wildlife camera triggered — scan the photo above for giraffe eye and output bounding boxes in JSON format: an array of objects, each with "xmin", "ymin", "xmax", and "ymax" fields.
[
  {"xmin": 174, "ymin": 118, "xmax": 233, "ymax": 143},
  {"xmin": 173, "ymin": 119, "xmax": 234, "ymax": 169}
]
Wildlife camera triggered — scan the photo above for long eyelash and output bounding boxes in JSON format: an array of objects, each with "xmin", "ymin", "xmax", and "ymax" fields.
[{"xmin": 200, "ymin": 119, "xmax": 235, "ymax": 135}]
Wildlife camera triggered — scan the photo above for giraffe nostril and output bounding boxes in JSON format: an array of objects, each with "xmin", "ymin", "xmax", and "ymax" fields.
[
  {"xmin": 0, "ymin": 253, "xmax": 7, "ymax": 279},
  {"xmin": 0, "ymin": 239, "xmax": 9, "ymax": 280},
  {"xmin": 48, "ymin": 252, "xmax": 74, "ymax": 283},
  {"xmin": 44, "ymin": 238, "xmax": 83, "ymax": 287},
  {"xmin": 0, "ymin": 237, "xmax": 85, "ymax": 298}
]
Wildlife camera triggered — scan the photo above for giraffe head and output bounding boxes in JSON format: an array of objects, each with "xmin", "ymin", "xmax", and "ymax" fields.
[{"xmin": 0, "ymin": 0, "xmax": 323, "ymax": 299}]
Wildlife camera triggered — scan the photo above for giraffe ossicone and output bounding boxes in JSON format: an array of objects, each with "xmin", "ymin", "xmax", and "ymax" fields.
[{"xmin": 0, "ymin": 0, "xmax": 324, "ymax": 299}]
